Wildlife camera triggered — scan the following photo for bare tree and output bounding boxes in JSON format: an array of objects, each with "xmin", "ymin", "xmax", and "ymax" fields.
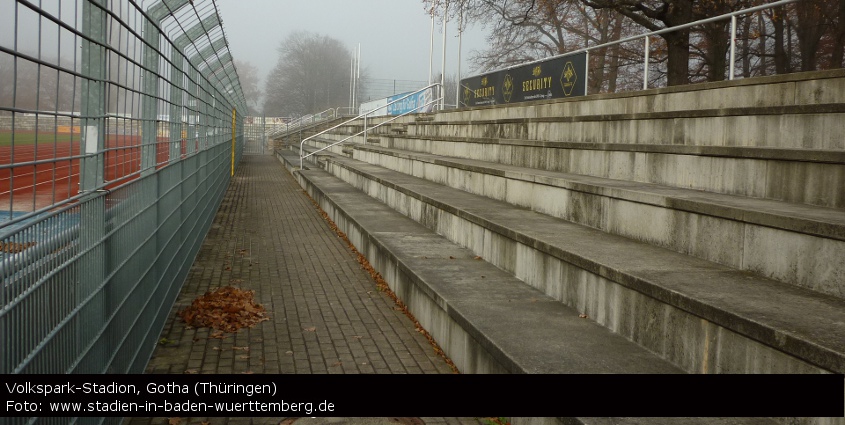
[
  {"xmin": 263, "ymin": 32, "xmax": 356, "ymax": 117},
  {"xmin": 0, "ymin": 54, "xmax": 79, "ymax": 114},
  {"xmin": 234, "ymin": 60, "xmax": 263, "ymax": 115}
]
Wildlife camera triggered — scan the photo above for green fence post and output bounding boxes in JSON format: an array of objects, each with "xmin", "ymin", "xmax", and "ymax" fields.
[{"xmin": 76, "ymin": 0, "xmax": 108, "ymax": 373}]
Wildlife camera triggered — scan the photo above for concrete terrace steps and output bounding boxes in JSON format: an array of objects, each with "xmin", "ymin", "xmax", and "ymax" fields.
[
  {"xmin": 406, "ymin": 70, "xmax": 845, "ymax": 151},
  {"xmin": 315, "ymin": 128, "xmax": 845, "ymax": 209},
  {"xmin": 303, "ymin": 150, "xmax": 845, "ymax": 375},
  {"xmin": 275, "ymin": 149, "xmax": 688, "ymax": 375},
  {"xmin": 380, "ymin": 134, "xmax": 845, "ymax": 165},
  {"xmin": 424, "ymin": 69, "xmax": 845, "ymax": 121},
  {"xmin": 351, "ymin": 144, "xmax": 845, "ymax": 298}
]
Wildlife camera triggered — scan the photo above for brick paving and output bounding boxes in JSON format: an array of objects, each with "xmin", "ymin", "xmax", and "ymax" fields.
[{"xmin": 125, "ymin": 154, "xmax": 484, "ymax": 425}]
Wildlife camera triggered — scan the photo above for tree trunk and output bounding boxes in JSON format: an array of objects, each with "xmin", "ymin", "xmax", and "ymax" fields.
[
  {"xmin": 663, "ymin": 1, "xmax": 693, "ymax": 86},
  {"xmin": 757, "ymin": 11, "xmax": 768, "ymax": 76},
  {"xmin": 606, "ymin": 14, "xmax": 624, "ymax": 92},
  {"xmin": 772, "ymin": 6, "xmax": 790, "ymax": 74},
  {"xmin": 835, "ymin": 0, "xmax": 845, "ymax": 68},
  {"xmin": 795, "ymin": 0, "xmax": 825, "ymax": 72},
  {"xmin": 704, "ymin": 22, "xmax": 729, "ymax": 81},
  {"xmin": 664, "ymin": 29, "xmax": 690, "ymax": 86}
]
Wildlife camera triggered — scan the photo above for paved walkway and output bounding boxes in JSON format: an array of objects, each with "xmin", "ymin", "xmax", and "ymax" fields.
[{"xmin": 125, "ymin": 155, "xmax": 485, "ymax": 425}]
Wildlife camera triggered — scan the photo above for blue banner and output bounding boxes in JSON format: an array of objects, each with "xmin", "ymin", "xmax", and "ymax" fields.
[{"xmin": 387, "ymin": 88, "xmax": 434, "ymax": 116}]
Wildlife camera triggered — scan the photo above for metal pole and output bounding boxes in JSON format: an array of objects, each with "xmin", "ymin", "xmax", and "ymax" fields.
[
  {"xmin": 441, "ymin": 0, "xmax": 448, "ymax": 110},
  {"xmin": 349, "ymin": 54, "xmax": 354, "ymax": 109},
  {"xmin": 643, "ymin": 36, "xmax": 650, "ymax": 90},
  {"xmin": 584, "ymin": 50, "xmax": 590, "ymax": 96},
  {"xmin": 429, "ymin": 14, "xmax": 434, "ymax": 85},
  {"xmin": 356, "ymin": 43, "xmax": 361, "ymax": 109},
  {"xmin": 456, "ymin": 6, "xmax": 463, "ymax": 107},
  {"xmin": 729, "ymin": 15, "xmax": 737, "ymax": 80}
]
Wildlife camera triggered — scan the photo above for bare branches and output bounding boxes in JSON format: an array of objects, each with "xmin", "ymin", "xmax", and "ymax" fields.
[{"xmin": 263, "ymin": 32, "xmax": 354, "ymax": 117}]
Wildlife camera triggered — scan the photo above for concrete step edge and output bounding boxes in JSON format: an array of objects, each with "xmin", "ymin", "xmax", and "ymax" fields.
[
  {"xmin": 278, "ymin": 152, "xmax": 687, "ymax": 375},
  {"xmin": 354, "ymin": 144, "xmax": 845, "ymax": 242},
  {"xmin": 318, "ymin": 153, "xmax": 845, "ymax": 374},
  {"xmin": 384, "ymin": 134, "xmax": 845, "ymax": 164}
]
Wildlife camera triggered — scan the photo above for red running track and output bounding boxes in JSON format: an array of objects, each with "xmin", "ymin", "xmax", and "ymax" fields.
[{"xmin": 1, "ymin": 135, "xmax": 181, "ymax": 211}]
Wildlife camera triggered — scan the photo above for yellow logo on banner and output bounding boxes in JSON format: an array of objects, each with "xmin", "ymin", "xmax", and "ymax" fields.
[
  {"xmin": 463, "ymin": 87, "xmax": 473, "ymax": 106},
  {"xmin": 532, "ymin": 66, "xmax": 542, "ymax": 77},
  {"xmin": 481, "ymin": 76, "xmax": 488, "ymax": 86},
  {"xmin": 561, "ymin": 61, "xmax": 578, "ymax": 96},
  {"xmin": 502, "ymin": 74, "xmax": 514, "ymax": 103}
]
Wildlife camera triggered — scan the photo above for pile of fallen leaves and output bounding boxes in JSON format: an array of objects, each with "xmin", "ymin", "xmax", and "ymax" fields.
[{"xmin": 178, "ymin": 286, "xmax": 269, "ymax": 333}]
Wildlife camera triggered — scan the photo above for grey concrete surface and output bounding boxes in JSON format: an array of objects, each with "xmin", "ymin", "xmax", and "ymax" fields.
[
  {"xmin": 300, "ymin": 150, "xmax": 845, "ymax": 375},
  {"xmin": 123, "ymin": 155, "xmax": 486, "ymax": 425}
]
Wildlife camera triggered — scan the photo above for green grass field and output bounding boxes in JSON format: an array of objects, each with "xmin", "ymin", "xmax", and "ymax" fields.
[{"xmin": 0, "ymin": 130, "xmax": 79, "ymax": 146}]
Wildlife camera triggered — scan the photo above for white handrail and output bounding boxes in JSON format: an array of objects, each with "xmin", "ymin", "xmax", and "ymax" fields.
[
  {"xmin": 270, "ymin": 108, "xmax": 336, "ymax": 137},
  {"xmin": 299, "ymin": 83, "xmax": 441, "ymax": 170}
]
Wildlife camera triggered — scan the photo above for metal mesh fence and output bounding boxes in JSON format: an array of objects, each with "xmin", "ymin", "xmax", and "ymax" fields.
[
  {"xmin": 0, "ymin": 0, "xmax": 247, "ymax": 379},
  {"xmin": 243, "ymin": 116, "xmax": 268, "ymax": 155}
]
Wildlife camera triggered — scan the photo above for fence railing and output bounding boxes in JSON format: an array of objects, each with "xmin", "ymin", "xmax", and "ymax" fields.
[
  {"xmin": 0, "ymin": 0, "xmax": 247, "ymax": 381},
  {"xmin": 458, "ymin": 0, "xmax": 817, "ymax": 100},
  {"xmin": 298, "ymin": 83, "xmax": 442, "ymax": 170},
  {"xmin": 266, "ymin": 108, "xmax": 337, "ymax": 139}
]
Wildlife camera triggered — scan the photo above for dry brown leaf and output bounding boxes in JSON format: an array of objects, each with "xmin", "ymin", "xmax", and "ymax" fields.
[
  {"xmin": 238, "ymin": 355, "xmax": 250, "ymax": 360},
  {"xmin": 303, "ymin": 326, "xmax": 316, "ymax": 332},
  {"xmin": 474, "ymin": 256, "xmax": 482, "ymax": 260},
  {"xmin": 0, "ymin": 241, "xmax": 37, "ymax": 253},
  {"xmin": 579, "ymin": 314, "xmax": 588, "ymax": 319},
  {"xmin": 168, "ymin": 418, "xmax": 181, "ymax": 425},
  {"xmin": 178, "ymin": 286, "xmax": 269, "ymax": 334},
  {"xmin": 184, "ymin": 369, "xmax": 198, "ymax": 374}
]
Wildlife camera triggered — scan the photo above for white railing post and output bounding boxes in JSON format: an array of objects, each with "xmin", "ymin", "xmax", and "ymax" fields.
[
  {"xmin": 643, "ymin": 36, "xmax": 650, "ymax": 90},
  {"xmin": 584, "ymin": 49, "xmax": 590, "ymax": 95},
  {"xmin": 729, "ymin": 14, "xmax": 737, "ymax": 80}
]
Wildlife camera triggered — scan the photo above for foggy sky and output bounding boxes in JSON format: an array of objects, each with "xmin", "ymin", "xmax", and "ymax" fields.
[{"xmin": 215, "ymin": 0, "xmax": 490, "ymax": 87}]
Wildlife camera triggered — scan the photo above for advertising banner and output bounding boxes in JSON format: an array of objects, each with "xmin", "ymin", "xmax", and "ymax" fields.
[
  {"xmin": 387, "ymin": 88, "xmax": 435, "ymax": 116},
  {"xmin": 360, "ymin": 98, "xmax": 389, "ymax": 116},
  {"xmin": 460, "ymin": 52, "xmax": 587, "ymax": 107}
]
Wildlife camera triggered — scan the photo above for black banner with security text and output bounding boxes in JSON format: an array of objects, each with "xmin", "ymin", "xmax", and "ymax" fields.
[{"xmin": 460, "ymin": 52, "xmax": 587, "ymax": 107}]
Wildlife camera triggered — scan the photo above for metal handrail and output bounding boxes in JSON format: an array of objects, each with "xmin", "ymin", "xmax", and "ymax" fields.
[
  {"xmin": 269, "ymin": 108, "xmax": 336, "ymax": 137},
  {"xmin": 459, "ymin": 0, "xmax": 801, "ymax": 96},
  {"xmin": 299, "ymin": 83, "xmax": 441, "ymax": 170},
  {"xmin": 335, "ymin": 106, "xmax": 358, "ymax": 116}
]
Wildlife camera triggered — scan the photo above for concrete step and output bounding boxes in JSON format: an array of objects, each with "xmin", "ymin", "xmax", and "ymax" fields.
[
  {"xmin": 352, "ymin": 144, "xmax": 845, "ymax": 298},
  {"xmin": 276, "ymin": 148, "xmax": 686, "ymax": 376},
  {"xmin": 307, "ymin": 151, "xmax": 845, "ymax": 376},
  {"xmin": 438, "ymin": 69, "xmax": 845, "ymax": 122},
  {"xmin": 406, "ymin": 103, "xmax": 845, "ymax": 150},
  {"xmin": 415, "ymin": 69, "xmax": 845, "ymax": 150},
  {"xmin": 378, "ymin": 134, "xmax": 845, "ymax": 208}
]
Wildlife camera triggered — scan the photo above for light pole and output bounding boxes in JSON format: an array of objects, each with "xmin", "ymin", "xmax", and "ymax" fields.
[
  {"xmin": 440, "ymin": 0, "xmax": 448, "ymax": 110},
  {"xmin": 428, "ymin": 12, "xmax": 434, "ymax": 85},
  {"xmin": 456, "ymin": 2, "xmax": 463, "ymax": 108}
]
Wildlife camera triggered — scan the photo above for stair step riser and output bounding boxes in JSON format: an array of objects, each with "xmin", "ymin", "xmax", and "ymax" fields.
[
  {"xmin": 323, "ymin": 158, "xmax": 837, "ymax": 375},
  {"xmin": 319, "ymin": 133, "xmax": 845, "ymax": 208},
  {"xmin": 354, "ymin": 149, "xmax": 845, "ymax": 299},
  {"xmin": 436, "ymin": 71, "xmax": 845, "ymax": 122}
]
